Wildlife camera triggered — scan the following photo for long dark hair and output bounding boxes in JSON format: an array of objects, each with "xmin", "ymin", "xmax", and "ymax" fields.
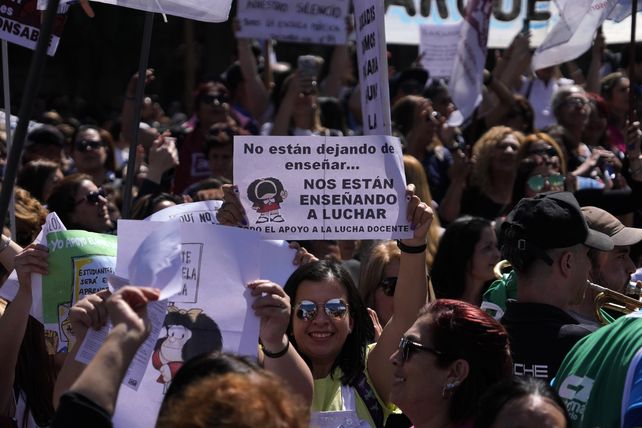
[
  {"xmin": 431, "ymin": 216, "xmax": 492, "ymax": 300},
  {"xmin": 46, "ymin": 173, "xmax": 93, "ymax": 229},
  {"xmin": 283, "ymin": 260, "xmax": 374, "ymax": 386}
]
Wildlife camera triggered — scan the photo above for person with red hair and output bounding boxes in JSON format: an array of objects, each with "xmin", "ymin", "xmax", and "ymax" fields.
[{"xmin": 389, "ymin": 299, "xmax": 512, "ymax": 428}]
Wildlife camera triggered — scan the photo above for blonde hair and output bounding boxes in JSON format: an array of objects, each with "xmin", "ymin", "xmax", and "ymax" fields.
[
  {"xmin": 359, "ymin": 240, "xmax": 401, "ymax": 310},
  {"xmin": 403, "ymin": 154, "xmax": 441, "ymax": 267},
  {"xmin": 15, "ymin": 187, "xmax": 48, "ymax": 246},
  {"xmin": 518, "ymin": 132, "xmax": 568, "ymax": 175},
  {"xmin": 471, "ymin": 126, "xmax": 524, "ymax": 196}
]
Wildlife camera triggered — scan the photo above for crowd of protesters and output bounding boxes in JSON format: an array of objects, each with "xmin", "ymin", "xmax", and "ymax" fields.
[{"xmin": 1, "ymin": 12, "xmax": 642, "ymax": 428}]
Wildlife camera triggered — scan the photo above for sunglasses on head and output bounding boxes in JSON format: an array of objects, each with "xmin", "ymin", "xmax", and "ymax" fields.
[
  {"xmin": 76, "ymin": 188, "xmax": 106, "ymax": 206},
  {"xmin": 527, "ymin": 173, "xmax": 565, "ymax": 192},
  {"xmin": 398, "ymin": 337, "xmax": 441, "ymax": 363},
  {"xmin": 75, "ymin": 139, "xmax": 105, "ymax": 152},
  {"xmin": 201, "ymin": 93, "xmax": 229, "ymax": 106},
  {"xmin": 295, "ymin": 298, "xmax": 349, "ymax": 322}
]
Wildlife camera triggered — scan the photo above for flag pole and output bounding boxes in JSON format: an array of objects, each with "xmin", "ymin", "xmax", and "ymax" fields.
[
  {"xmin": 629, "ymin": 0, "xmax": 638, "ymax": 123},
  {"xmin": 0, "ymin": 0, "xmax": 60, "ymax": 230},
  {"xmin": 121, "ymin": 11, "xmax": 154, "ymax": 219},
  {"xmin": 2, "ymin": 40, "xmax": 16, "ymax": 240}
]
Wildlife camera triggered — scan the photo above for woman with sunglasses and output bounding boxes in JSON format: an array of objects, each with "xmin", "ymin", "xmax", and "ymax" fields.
[
  {"xmin": 47, "ymin": 173, "xmax": 113, "ymax": 233},
  {"xmin": 431, "ymin": 216, "xmax": 500, "ymax": 306},
  {"xmin": 390, "ymin": 299, "xmax": 512, "ymax": 428},
  {"xmin": 280, "ymin": 190, "xmax": 432, "ymax": 428}
]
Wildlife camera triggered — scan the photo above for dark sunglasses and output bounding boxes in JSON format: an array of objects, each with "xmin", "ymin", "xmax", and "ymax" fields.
[
  {"xmin": 527, "ymin": 173, "xmax": 565, "ymax": 192},
  {"xmin": 527, "ymin": 146, "xmax": 558, "ymax": 158},
  {"xmin": 75, "ymin": 188, "xmax": 106, "ymax": 206},
  {"xmin": 379, "ymin": 276, "xmax": 431, "ymax": 297},
  {"xmin": 75, "ymin": 139, "xmax": 105, "ymax": 152},
  {"xmin": 399, "ymin": 337, "xmax": 441, "ymax": 363},
  {"xmin": 563, "ymin": 97, "xmax": 588, "ymax": 108},
  {"xmin": 208, "ymin": 126, "xmax": 235, "ymax": 140},
  {"xmin": 201, "ymin": 93, "xmax": 229, "ymax": 106},
  {"xmin": 295, "ymin": 298, "xmax": 349, "ymax": 322}
]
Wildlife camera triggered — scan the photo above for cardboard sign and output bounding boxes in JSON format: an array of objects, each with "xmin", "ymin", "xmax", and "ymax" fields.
[
  {"xmin": 354, "ymin": 0, "xmax": 392, "ymax": 135},
  {"xmin": 0, "ymin": 0, "xmax": 67, "ymax": 56},
  {"xmin": 234, "ymin": 135, "xmax": 412, "ymax": 240},
  {"xmin": 236, "ymin": 0, "xmax": 348, "ymax": 45}
]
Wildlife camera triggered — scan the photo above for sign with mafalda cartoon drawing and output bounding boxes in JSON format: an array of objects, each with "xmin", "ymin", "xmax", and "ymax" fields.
[{"xmin": 235, "ymin": 135, "xmax": 413, "ymax": 240}]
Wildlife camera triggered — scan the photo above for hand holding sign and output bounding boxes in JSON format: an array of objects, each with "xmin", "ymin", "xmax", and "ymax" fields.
[
  {"xmin": 217, "ymin": 184, "xmax": 248, "ymax": 226},
  {"xmin": 69, "ymin": 289, "xmax": 111, "ymax": 338},
  {"xmin": 14, "ymin": 244, "xmax": 49, "ymax": 294},
  {"xmin": 106, "ymin": 286, "xmax": 160, "ymax": 345},
  {"xmin": 403, "ymin": 184, "xmax": 434, "ymax": 247},
  {"xmin": 249, "ymin": 280, "xmax": 291, "ymax": 352}
]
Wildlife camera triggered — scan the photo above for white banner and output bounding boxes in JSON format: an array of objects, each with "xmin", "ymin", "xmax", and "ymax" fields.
[
  {"xmin": 354, "ymin": 0, "xmax": 392, "ymax": 135},
  {"xmin": 146, "ymin": 200, "xmax": 221, "ymax": 224},
  {"xmin": 39, "ymin": 0, "xmax": 232, "ymax": 23},
  {"xmin": 0, "ymin": 0, "xmax": 67, "ymax": 56},
  {"xmin": 448, "ymin": 0, "xmax": 492, "ymax": 122},
  {"xmin": 236, "ymin": 0, "xmax": 348, "ymax": 45},
  {"xmin": 532, "ymin": 0, "xmax": 617, "ymax": 70},
  {"xmin": 233, "ymin": 135, "xmax": 412, "ymax": 240},
  {"xmin": 419, "ymin": 23, "xmax": 461, "ymax": 78}
]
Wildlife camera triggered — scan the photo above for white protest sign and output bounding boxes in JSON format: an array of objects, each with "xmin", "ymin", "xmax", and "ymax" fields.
[
  {"xmin": 109, "ymin": 223, "xmax": 263, "ymax": 428},
  {"xmin": 40, "ymin": 0, "xmax": 232, "ymax": 23},
  {"xmin": 354, "ymin": 0, "xmax": 392, "ymax": 135},
  {"xmin": 146, "ymin": 200, "xmax": 221, "ymax": 224},
  {"xmin": 236, "ymin": 0, "xmax": 348, "ymax": 45},
  {"xmin": 234, "ymin": 135, "xmax": 412, "ymax": 240},
  {"xmin": 0, "ymin": 0, "xmax": 67, "ymax": 56},
  {"xmin": 419, "ymin": 23, "xmax": 461, "ymax": 78}
]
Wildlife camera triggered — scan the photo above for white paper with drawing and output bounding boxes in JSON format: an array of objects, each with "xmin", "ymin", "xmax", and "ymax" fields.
[
  {"xmin": 110, "ymin": 224, "xmax": 263, "ymax": 428},
  {"xmin": 234, "ymin": 135, "xmax": 412, "ymax": 240}
]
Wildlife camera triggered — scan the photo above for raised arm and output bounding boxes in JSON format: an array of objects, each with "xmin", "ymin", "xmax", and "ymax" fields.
[
  {"xmin": 368, "ymin": 185, "xmax": 433, "ymax": 402},
  {"xmin": 250, "ymin": 280, "xmax": 314, "ymax": 406},
  {"xmin": 121, "ymin": 69, "xmax": 155, "ymax": 146},
  {"xmin": 0, "ymin": 244, "xmax": 47, "ymax": 417},
  {"xmin": 237, "ymin": 37, "xmax": 270, "ymax": 121}
]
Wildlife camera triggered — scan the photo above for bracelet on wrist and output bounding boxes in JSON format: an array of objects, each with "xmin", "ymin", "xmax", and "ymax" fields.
[
  {"xmin": 397, "ymin": 240, "xmax": 427, "ymax": 254},
  {"xmin": 261, "ymin": 337, "xmax": 289, "ymax": 358}
]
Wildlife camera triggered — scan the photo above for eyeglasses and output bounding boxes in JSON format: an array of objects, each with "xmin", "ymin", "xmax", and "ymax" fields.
[
  {"xmin": 295, "ymin": 298, "xmax": 349, "ymax": 322},
  {"xmin": 201, "ymin": 93, "xmax": 229, "ymax": 106},
  {"xmin": 75, "ymin": 139, "xmax": 105, "ymax": 152},
  {"xmin": 378, "ymin": 276, "xmax": 431, "ymax": 297},
  {"xmin": 527, "ymin": 146, "xmax": 558, "ymax": 158},
  {"xmin": 398, "ymin": 337, "xmax": 441, "ymax": 363},
  {"xmin": 527, "ymin": 174, "xmax": 565, "ymax": 192},
  {"xmin": 75, "ymin": 188, "xmax": 107, "ymax": 206},
  {"xmin": 563, "ymin": 97, "xmax": 588, "ymax": 108}
]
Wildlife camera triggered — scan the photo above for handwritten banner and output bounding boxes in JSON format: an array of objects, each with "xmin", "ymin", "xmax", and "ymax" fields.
[
  {"xmin": 236, "ymin": 0, "xmax": 348, "ymax": 45},
  {"xmin": 0, "ymin": 0, "xmax": 67, "ymax": 56},
  {"xmin": 354, "ymin": 0, "xmax": 392, "ymax": 135},
  {"xmin": 234, "ymin": 135, "xmax": 412, "ymax": 240}
]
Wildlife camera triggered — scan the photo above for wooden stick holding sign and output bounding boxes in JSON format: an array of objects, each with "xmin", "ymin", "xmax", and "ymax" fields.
[{"xmin": 630, "ymin": 0, "xmax": 639, "ymax": 123}]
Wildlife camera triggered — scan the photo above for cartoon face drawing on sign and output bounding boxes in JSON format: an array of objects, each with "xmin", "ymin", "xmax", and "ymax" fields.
[
  {"xmin": 247, "ymin": 177, "xmax": 288, "ymax": 224},
  {"xmin": 152, "ymin": 306, "xmax": 223, "ymax": 393}
]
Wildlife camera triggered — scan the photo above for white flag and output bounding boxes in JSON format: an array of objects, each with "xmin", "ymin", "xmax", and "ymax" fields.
[
  {"xmin": 532, "ymin": 0, "xmax": 618, "ymax": 70},
  {"xmin": 39, "ymin": 0, "xmax": 233, "ymax": 23},
  {"xmin": 448, "ymin": 0, "xmax": 493, "ymax": 122},
  {"xmin": 607, "ymin": 0, "xmax": 642, "ymax": 22}
]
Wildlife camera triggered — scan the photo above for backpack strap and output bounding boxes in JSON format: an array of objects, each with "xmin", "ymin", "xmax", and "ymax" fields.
[{"xmin": 353, "ymin": 372, "xmax": 384, "ymax": 428}]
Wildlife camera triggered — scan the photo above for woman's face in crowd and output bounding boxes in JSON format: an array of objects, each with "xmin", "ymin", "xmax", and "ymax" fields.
[
  {"xmin": 525, "ymin": 163, "xmax": 565, "ymax": 198},
  {"xmin": 389, "ymin": 317, "xmax": 450, "ymax": 420},
  {"xmin": 198, "ymin": 91, "xmax": 230, "ymax": 125},
  {"xmin": 608, "ymin": 77, "xmax": 630, "ymax": 113},
  {"xmin": 558, "ymin": 93, "xmax": 590, "ymax": 129},
  {"xmin": 292, "ymin": 277, "xmax": 353, "ymax": 371},
  {"xmin": 491, "ymin": 134, "xmax": 520, "ymax": 172},
  {"xmin": 374, "ymin": 258, "xmax": 399, "ymax": 326},
  {"xmin": 469, "ymin": 226, "xmax": 500, "ymax": 284},
  {"xmin": 71, "ymin": 179, "xmax": 112, "ymax": 233},
  {"xmin": 73, "ymin": 129, "xmax": 107, "ymax": 172},
  {"xmin": 490, "ymin": 395, "xmax": 567, "ymax": 428}
]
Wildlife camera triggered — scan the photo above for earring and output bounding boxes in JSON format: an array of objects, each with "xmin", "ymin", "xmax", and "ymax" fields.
[{"xmin": 441, "ymin": 381, "xmax": 458, "ymax": 399}]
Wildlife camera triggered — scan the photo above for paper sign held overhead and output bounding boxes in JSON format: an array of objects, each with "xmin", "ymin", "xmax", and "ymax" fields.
[{"xmin": 0, "ymin": 0, "xmax": 67, "ymax": 56}]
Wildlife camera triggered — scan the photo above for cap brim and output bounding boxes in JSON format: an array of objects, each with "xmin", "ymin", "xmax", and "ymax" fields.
[
  {"xmin": 585, "ymin": 229, "xmax": 614, "ymax": 251},
  {"xmin": 611, "ymin": 227, "xmax": 642, "ymax": 246}
]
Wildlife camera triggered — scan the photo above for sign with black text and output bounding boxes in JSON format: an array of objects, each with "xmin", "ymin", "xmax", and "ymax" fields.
[
  {"xmin": 0, "ymin": 0, "xmax": 67, "ymax": 56},
  {"xmin": 236, "ymin": 0, "xmax": 348, "ymax": 45},
  {"xmin": 234, "ymin": 135, "xmax": 412, "ymax": 240},
  {"xmin": 354, "ymin": 0, "xmax": 391, "ymax": 135}
]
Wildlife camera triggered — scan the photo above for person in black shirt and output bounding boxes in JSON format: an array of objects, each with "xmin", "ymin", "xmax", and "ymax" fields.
[{"xmin": 499, "ymin": 192, "xmax": 613, "ymax": 382}]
